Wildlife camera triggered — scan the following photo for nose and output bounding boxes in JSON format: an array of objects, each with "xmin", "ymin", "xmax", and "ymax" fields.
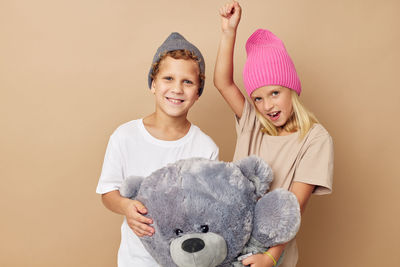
[
  {"xmin": 171, "ymin": 81, "xmax": 184, "ymax": 94},
  {"xmin": 263, "ymin": 99, "xmax": 274, "ymax": 111},
  {"xmin": 181, "ymin": 238, "xmax": 205, "ymax": 253}
]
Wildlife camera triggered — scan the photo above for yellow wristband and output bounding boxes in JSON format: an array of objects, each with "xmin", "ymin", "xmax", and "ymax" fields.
[{"xmin": 263, "ymin": 251, "xmax": 277, "ymax": 266}]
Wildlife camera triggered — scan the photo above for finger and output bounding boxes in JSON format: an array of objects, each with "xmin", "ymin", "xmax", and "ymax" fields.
[
  {"xmin": 133, "ymin": 229, "xmax": 145, "ymax": 237},
  {"xmin": 219, "ymin": 7, "xmax": 226, "ymax": 17},
  {"xmin": 222, "ymin": 4, "xmax": 229, "ymax": 15},
  {"xmin": 129, "ymin": 220, "xmax": 155, "ymax": 236},
  {"xmin": 226, "ymin": 4, "xmax": 234, "ymax": 15},
  {"xmin": 222, "ymin": 7, "xmax": 232, "ymax": 18},
  {"xmin": 139, "ymin": 223, "xmax": 155, "ymax": 234},
  {"xmin": 221, "ymin": 7, "xmax": 227, "ymax": 17},
  {"xmin": 133, "ymin": 226, "xmax": 152, "ymax": 237},
  {"xmin": 235, "ymin": 4, "xmax": 242, "ymax": 15},
  {"xmin": 242, "ymin": 257, "xmax": 254, "ymax": 266},
  {"xmin": 133, "ymin": 212, "xmax": 153, "ymax": 224},
  {"xmin": 130, "ymin": 214, "xmax": 154, "ymax": 230},
  {"xmin": 132, "ymin": 200, "xmax": 148, "ymax": 214}
]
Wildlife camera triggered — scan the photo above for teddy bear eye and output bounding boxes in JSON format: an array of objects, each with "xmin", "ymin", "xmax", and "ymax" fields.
[
  {"xmin": 200, "ymin": 225, "xmax": 209, "ymax": 233},
  {"xmin": 175, "ymin": 229, "xmax": 183, "ymax": 236}
]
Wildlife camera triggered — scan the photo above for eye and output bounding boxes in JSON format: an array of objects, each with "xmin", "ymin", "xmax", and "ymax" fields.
[
  {"xmin": 175, "ymin": 229, "xmax": 183, "ymax": 236},
  {"xmin": 200, "ymin": 225, "xmax": 209, "ymax": 233},
  {"xmin": 253, "ymin": 97, "xmax": 262, "ymax": 102},
  {"xmin": 272, "ymin": 91, "xmax": 279, "ymax": 96},
  {"xmin": 163, "ymin": 76, "xmax": 173, "ymax": 81},
  {"xmin": 183, "ymin": 79, "xmax": 193, "ymax": 84}
]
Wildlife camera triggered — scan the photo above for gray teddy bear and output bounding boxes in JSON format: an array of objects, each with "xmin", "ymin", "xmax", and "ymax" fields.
[{"xmin": 120, "ymin": 156, "xmax": 300, "ymax": 267}]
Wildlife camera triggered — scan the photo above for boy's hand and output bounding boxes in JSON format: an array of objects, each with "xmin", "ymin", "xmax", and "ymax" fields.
[
  {"xmin": 124, "ymin": 199, "xmax": 155, "ymax": 237},
  {"xmin": 242, "ymin": 253, "xmax": 276, "ymax": 267},
  {"xmin": 219, "ymin": 1, "xmax": 242, "ymax": 33}
]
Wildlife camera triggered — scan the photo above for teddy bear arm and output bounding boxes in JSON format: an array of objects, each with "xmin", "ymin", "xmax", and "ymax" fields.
[
  {"xmin": 119, "ymin": 176, "xmax": 144, "ymax": 199},
  {"xmin": 251, "ymin": 189, "xmax": 301, "ymax": 248}
]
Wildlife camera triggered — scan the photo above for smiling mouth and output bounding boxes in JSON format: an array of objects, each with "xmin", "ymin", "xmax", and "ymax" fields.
[
  {"xmin": 166, "ymin": 97, "xmax": 184, "ymax": 104},
  {"xmin": 267, "ymin": 111, "xmax": 281, "ymax": 121}
]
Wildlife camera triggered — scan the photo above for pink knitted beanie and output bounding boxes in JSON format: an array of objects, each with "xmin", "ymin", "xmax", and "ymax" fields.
[{"xmin": 243, "ymin": 29, "xmax": 301, "ymax": 96}]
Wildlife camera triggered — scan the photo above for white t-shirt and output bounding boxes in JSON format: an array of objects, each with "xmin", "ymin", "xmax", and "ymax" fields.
[{"xmin": 96, "ymin": 119, "xmax": 219, "ymax": 267}]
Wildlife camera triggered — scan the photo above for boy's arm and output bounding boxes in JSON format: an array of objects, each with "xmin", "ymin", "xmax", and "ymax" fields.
[
  {"xmin": 214, "ymin": 1, "xmax": 245, "ymax": 118},
  {"xmin": 101, "ymin": 190, "xmax": 155, "ymax": 237}
]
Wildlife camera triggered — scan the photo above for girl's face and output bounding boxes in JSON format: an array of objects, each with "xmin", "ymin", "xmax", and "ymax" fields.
[
  {"xmin": 251, "ymin": 85, "xmax": 293, "ymax": 128},
  {"xmin": 151, "ymin": 56, "xmax": 200, "ymax": 119}
]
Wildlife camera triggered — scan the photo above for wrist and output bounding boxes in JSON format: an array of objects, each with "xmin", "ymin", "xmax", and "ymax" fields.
[
  {"xmin": 263, "ymin": 251, "xmax": 277, "ymax": 266},
  {"xmin": 221, "ymin": 28, "xmax": 237, "ymax": 37},
  {"xmin": 120, "ymin": 197, "xmax": 134, "ymax": 215},
  {"xmin": 264, "ymin": 246, "xmax": 284, "ymax": 266}
]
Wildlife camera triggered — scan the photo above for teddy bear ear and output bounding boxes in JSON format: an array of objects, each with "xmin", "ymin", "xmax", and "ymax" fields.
[
  {"xmin": 119, "ymin": 176, "xmax": 144, "ymax": 199},
  {"xmin": 234, "ymin": 155, "xmax": 273, "ymax": 197}
]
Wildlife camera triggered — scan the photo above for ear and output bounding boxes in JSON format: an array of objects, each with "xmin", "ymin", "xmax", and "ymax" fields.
[
  {"xmin": 119, "ymin": 176, "xmax": 144, "ymax": 199},
  {"xmin": 234, "ymin": 155, "xmax": 273, "ymax": 197},
  {"xmin": 193, "ymin": 94, "xmax": 199, "ymax": 103},
  {"xmin": 150, "ymin": 80, "xmax": 156, "ymax": 94},
  {"xmin": 252, "ymin": 189, "xmax": 301, "ymax": 248}
]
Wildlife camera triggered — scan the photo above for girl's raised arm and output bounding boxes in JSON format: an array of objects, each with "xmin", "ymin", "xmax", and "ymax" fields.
[{"xmin": 214, "ymin": 1, "xmax": 245, "ymax": 118}]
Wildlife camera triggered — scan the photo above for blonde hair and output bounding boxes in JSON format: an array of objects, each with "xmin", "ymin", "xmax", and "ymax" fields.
[{"xmin": 255, "ymin": 90, "xmax": 318, "ymax": 139}]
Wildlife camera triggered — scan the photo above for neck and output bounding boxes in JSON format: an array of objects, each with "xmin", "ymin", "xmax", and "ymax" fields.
[
  {"xmin": 143, "ymin": 113, "xmax": 191, "ymax": 141},
  {"xmin": 277, "ymin": 128, "xmax": 291, "ymax": 136}
]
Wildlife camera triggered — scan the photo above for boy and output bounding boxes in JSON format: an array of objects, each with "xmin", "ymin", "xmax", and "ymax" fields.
[{"xmin": 96, "ymin": 33, "xmax": 219, "ymax": 266}]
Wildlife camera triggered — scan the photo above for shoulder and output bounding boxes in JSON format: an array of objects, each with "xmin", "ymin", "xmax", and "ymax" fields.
[
  {"xmin": 242, "ymin": 97, "xmax": 256, "ymax": 116},
  {"xmin": 111, "ymin": 119, "xmax": 142, "ymax": 138},
  {"xmin": 235, "ymin": 98, "xmax": 260, "ymax": 134},
  {"xmin": 302, "ymin": 123, "xmax": 334, "ymax": 155},
  {"xmin": 190, "ymin": 125, "xmax": 218, "ymax": 148},
  {"xmin": 107, "ymin": 119, "xmax": 145, "ymax": 146},
  {"xmin": 307, "ymin": 123, "xmax": 332, "ymax": 142}
]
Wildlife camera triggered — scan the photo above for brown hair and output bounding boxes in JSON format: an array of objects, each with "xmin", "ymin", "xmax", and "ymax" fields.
[{"xmin": 150, "ymin": 49, "xmax": 205, "ymax": 94}]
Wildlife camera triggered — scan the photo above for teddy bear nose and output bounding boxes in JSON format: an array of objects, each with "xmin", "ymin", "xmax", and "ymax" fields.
[{"xmin": 181, "ymin": 238, "xmax": 205, "ymax": 253}]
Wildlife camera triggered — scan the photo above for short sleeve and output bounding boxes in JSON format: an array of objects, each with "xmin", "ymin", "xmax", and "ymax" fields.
[
  {"xmin": 294, "ymin": 133, "xmax": 334, "ymax": 195},
  {"xmin": 96, "ymin": 133, "xmax": 124, "ymax": 194},
  {"xmin": 235, "ymin": 98, "xmax": 258, "ymax": 135},
  {"xmin": 210, "ymin": 146, "xmax": 220, "ymax": 161}
]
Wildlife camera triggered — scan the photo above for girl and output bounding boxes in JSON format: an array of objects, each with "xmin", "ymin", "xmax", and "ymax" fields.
[{"xmin": 214, "ymin": 2, "xmax": 333, "ymax": 267}]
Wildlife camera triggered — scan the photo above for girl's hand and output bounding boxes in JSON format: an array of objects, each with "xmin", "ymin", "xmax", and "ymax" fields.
[
  {"xmin": 123, "ymin": 199, "xmax": 154, "ymax": 237},
  {"xmin": 219, "ymin": 1, "xmax": 242, "ymax": 33},
  {"xmin": 242, "ymin": 253, "xmax": 276, "ymax": 267}
]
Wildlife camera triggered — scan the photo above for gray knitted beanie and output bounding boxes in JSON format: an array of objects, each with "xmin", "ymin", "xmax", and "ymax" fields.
[{"xmin": 148, "ymin": 32, "xmax": 205, "ymax": 96}]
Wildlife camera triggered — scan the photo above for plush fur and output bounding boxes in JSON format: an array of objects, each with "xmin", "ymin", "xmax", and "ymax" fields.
[{"xmin": 120, "ymin": 156, "xmax": 300, "ymax": 267}]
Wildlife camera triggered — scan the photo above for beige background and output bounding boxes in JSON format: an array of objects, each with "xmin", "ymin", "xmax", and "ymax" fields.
[{"xmin": 1, "ymin": 0, "xmax": 399, "ymax": 266}]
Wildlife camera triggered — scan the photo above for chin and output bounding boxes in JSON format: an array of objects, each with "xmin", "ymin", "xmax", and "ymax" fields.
[{"xmin": 166, "ymin": 110, "xmax": 188, "ymax": 118}]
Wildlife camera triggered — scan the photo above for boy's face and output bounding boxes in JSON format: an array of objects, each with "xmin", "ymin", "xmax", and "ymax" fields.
[{"xmin": 151, "ymin": 56, "xmax": 200, "ymax": 119}]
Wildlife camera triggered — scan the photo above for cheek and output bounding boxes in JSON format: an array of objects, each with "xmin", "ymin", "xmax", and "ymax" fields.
[
  {"xmin": 256, "ymin": 103, "xmax": 267, "ymax": 114},
  {"xmin": 255, "ymin": 103, "xmax": 263, "ymax": 112},
  {"xmin": 286, "ymin": 102, "xmax": 293, "ymax": 113},
  {"xmin": 155, "ymin": 84, "xmax": 169, "ymax": 95},
  {"xmin": 281, "ymin": 98, "xmax": 293, "ymax": 113},
  {"xmin": 186, "ymin": 87, "xmax": 200, "ymax": 100}
]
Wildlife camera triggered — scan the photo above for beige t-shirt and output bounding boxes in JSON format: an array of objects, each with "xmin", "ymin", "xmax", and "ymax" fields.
[{"xmin": 233, "ymin": 99, "xmax": 334, "ymax": 267}]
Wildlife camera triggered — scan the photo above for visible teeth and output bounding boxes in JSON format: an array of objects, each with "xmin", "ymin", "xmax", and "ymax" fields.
[
  {"xmin": 269, "ymin": 112, "xmax": 279, "ymax": 116},
  {"xmin": 168, "ymin": 98, "xmax": 183, "ymax": 103}
]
